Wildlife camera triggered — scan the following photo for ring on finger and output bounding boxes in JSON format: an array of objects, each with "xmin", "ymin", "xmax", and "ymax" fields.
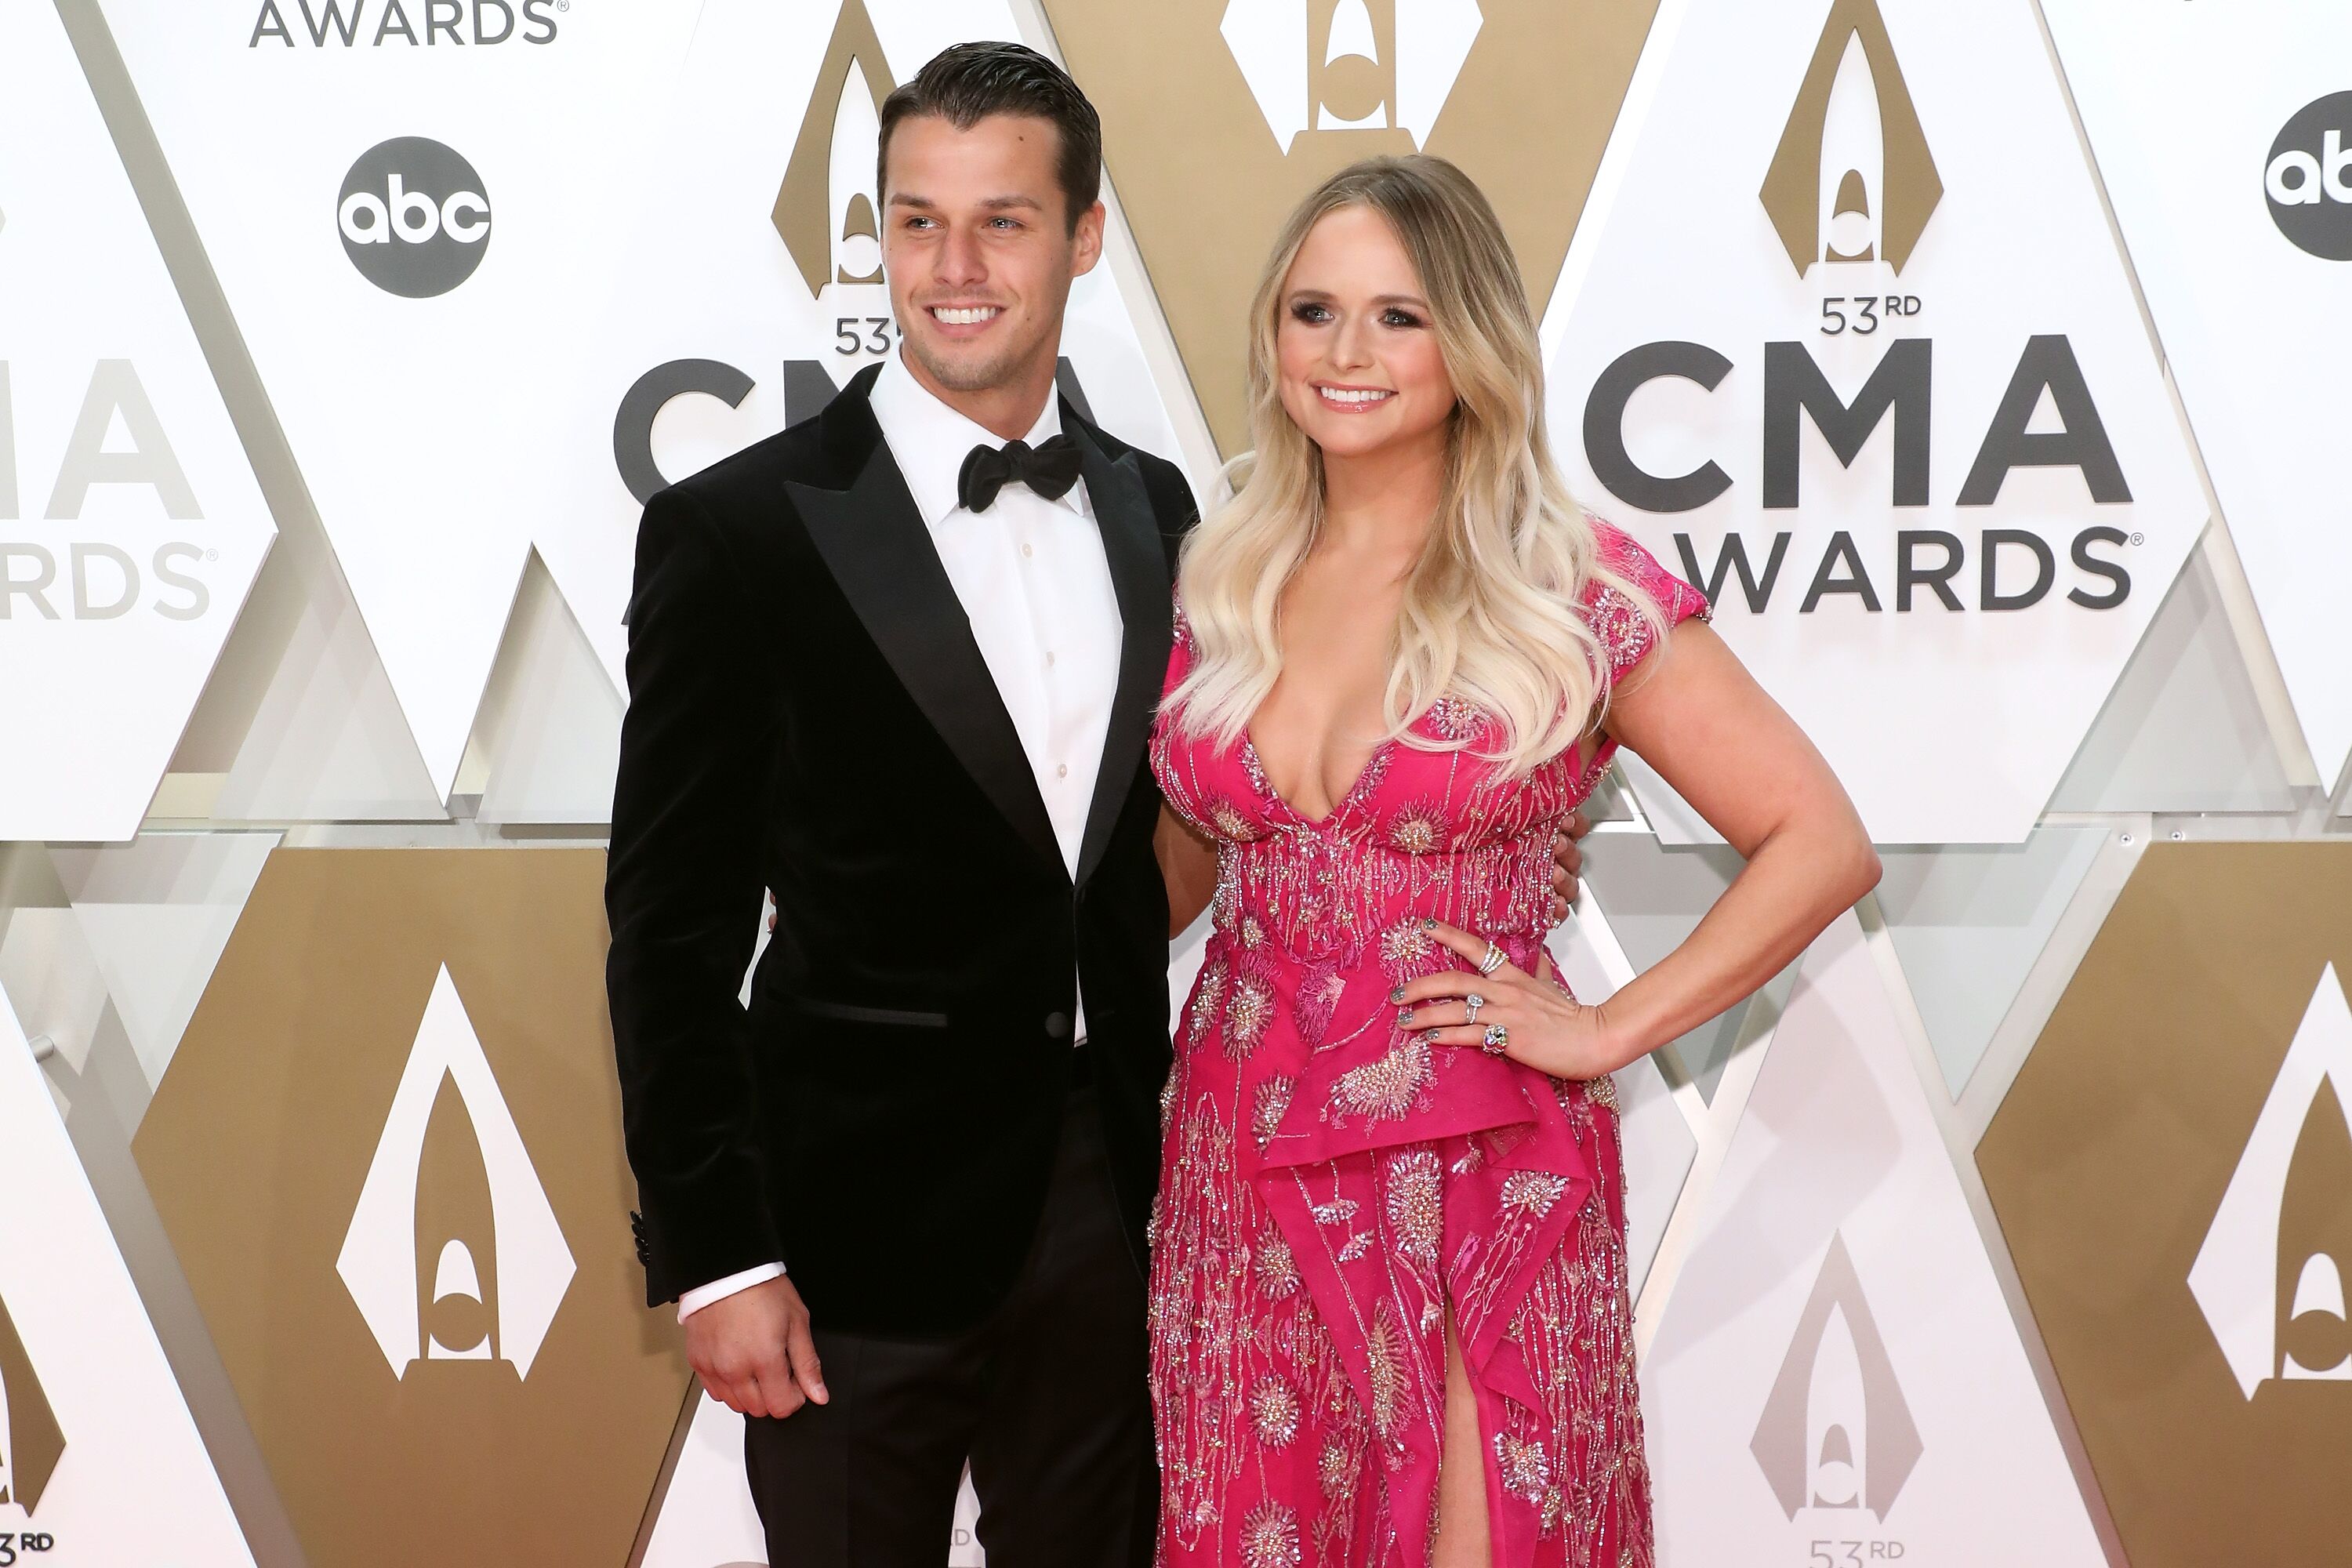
[
  {"xmin": 1465, "ymin": 992, "xmax": 1486, "ymax": 1025},
  {"xmin": 1482, "ymin": 1022, "xmax": 1509, "ymax": 1056},
  {"xmin": 1478, "ymin": 941, "xmax": 1508, "ymax": 976}
]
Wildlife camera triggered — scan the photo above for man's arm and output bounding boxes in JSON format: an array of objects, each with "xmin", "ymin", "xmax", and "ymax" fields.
[
  {"xmin": 604, "ymin": 486, "xmax": 783, "ymax": 1306},
  {"xmin": 1158, "ymin": 804, "xmax": 1218, "ymax": 937},
  {"xmin": 608, "ymin": 488, "xmax": 829, "ymax": 1418}
]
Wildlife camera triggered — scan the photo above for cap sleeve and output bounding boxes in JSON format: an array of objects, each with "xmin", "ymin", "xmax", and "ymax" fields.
[
  {"xmin": 1163, "ymin": 586, "xmax": 1196, "ymax": 701},
  {"xmin": 1583, "ymin": 517, "xmax": 1711, "ymax": 682}
]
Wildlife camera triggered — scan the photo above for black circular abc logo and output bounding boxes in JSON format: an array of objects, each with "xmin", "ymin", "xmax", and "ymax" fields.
[
  {"xmin": 2266, "ymin": 91, "xmax": 2352, "ymax": 261},
  {"xmin": 337, "ymin": 137, "xmax": 492, "ymax": 297}
]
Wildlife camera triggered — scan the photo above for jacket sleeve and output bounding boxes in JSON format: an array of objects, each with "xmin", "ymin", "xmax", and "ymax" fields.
[{"xmin": 604, "ymin": 484, "xmax": 783, "ymax": 1308}]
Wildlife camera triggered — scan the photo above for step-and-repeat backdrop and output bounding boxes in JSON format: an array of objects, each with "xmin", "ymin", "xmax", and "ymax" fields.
[{"xmin": 4, "ymin": 0, "xmax": 2348, "ymax": 1563}]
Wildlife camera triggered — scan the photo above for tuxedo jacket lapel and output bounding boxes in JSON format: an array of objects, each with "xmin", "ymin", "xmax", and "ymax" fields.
[
  {"xmin": 785, "ymin": 379, "xmax": 1065, "ymax": 876},
  {"xmin": 1072, "ymin": 414, "xmax": 1171, "ymax": 888}
]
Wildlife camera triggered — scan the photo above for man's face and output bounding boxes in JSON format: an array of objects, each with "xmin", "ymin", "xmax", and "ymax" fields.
[{"xmin": 882, "ymin": 111, "xmax": 1104, "ymax": 397}]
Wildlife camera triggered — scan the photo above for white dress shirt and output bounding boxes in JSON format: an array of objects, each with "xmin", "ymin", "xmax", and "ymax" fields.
[{"xmin": 678, "ymin": 352, "xmax": 1124, "ymax": 1321}]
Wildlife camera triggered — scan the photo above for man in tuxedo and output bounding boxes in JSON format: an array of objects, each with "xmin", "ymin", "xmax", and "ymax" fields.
[{"xmin": 605, "ymin": 41, "xmax": 1589, "ymax": 1567}]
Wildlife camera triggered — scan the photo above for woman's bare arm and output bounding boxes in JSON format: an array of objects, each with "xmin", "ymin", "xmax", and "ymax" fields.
[{"xmin": 1592, "ymin": 619, "xmax": 1879, "ymax": 1059}]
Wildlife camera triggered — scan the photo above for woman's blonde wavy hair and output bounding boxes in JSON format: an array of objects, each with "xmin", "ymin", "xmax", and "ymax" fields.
[{"xmin": 1167, "ymin": 154, "xmax": 1668, "ymax": 778}]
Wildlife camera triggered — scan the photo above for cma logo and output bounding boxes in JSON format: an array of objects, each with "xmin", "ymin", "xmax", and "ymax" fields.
[
  {"xmin": 2190, "ymin": 964, "xmax": 2352, "ymax": 1398},
  {"xmin": 1759, "ymin": 0, "xmax": 1942, "ymax": 277},
  {"xmin": 2266, "ymin": 90, "xmax": 2352, "ymax": 262},
  {"xmin": 336, "ymin": 965, "xmax": 575, "ymax": 1381},
  {"xmin": 1, "ymin": 361, "xmax": 215, "ymax": 621},
  {"xmin": 251, "ymin": 0, "xmax": 562, "ymax": 49},
  {"xmin": 1577, "ymin": 0, "xmax": 2134, "ymax": 616},
  {"xmin": 1581, "ymin": 334, "xmax": 2137, "ymax": 614},
  {"xmin": 338, "ymin": 138, "xmax": 491, "ymax": 299},
  {"xmin": 1220, "ymin": 0, "xmax": 1483, "ymax": 153},
  {"xmin": 1751, "ymin": 1232, "xmax": 1922, "ymax": 1522},
  {"xmin": 0, "ymin": 1293, "xmax": 64, "ymax": 1518}
]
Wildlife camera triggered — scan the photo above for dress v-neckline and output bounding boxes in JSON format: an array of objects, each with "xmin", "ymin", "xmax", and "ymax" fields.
[{"xmin": 1242, "ymin": 725, "xmax": 1398, "ymax": 830}]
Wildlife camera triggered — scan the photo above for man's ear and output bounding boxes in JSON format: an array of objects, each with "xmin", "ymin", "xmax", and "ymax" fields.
[{"xmin": 1072, "ymin": 200, "xmax": 1107, "ymax": 278}]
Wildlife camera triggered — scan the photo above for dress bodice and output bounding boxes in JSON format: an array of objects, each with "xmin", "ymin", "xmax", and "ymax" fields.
[{"xmin": 1151, "ymin": 520, "xmax": 1711, "ymax": 975}]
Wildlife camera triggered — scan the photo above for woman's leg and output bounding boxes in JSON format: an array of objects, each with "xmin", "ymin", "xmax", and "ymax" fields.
[{"xmin": 1430, "ymin": 1306, "xmax": 1493, "ymax": 1567}]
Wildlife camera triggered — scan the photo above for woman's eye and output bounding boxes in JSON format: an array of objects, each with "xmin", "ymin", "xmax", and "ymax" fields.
[
  {"xmin": 1384, "ymin": 309, "xmax": 1423, "ymax": 328},
  {"xmin": 1290, "ymin": 302, "xmax": 1331, "ymax": 324}
]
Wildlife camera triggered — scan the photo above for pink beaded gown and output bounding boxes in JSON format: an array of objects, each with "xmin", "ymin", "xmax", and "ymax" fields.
[{"xmin": 1145, "ymin": 522, "xmax": 1711, "ymax": 1568}]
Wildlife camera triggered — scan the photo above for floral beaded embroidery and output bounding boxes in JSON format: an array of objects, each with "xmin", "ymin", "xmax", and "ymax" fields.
[
  {"xmin": 1387, "ymin": 799, "xmax": 1446, "ymax": 855},
  {"xmin": 1329, "ymin": 1036, "xmax": 1433, "ymax": 1123},
  {"xmin": 1383, "ymin": 1150, "xmax": 1443, "ymax": 1263},
  {"xmin": 1240, "ymin": 1502, "xmax": 1302, "ymax": 1568}
]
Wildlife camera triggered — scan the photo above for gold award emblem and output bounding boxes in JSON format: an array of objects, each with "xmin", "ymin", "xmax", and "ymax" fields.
[
  {"xmin": 775, "ymin": 0, "xmax": 898, "ymax": 382},
  {"xmin": 1758, "ymin": 0, "xmax": 1941, "ymax": 276},
  {"xmin": 134, "ymin": 848, "xmax": 688, "ymax": 1568},
  {"xmin": 776, "ymin": 0, "xmax": 892, "ymax": 294},
  {"xmin": 1981, "ymin": 844, "xmax": 2352, "ymax": 1568},
  {"xmin": 1042, "ymin": 0, "xmax": 1661, "ymax": 456}
]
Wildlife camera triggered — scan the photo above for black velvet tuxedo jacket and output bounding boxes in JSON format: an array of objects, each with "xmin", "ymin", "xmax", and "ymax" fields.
[{"xmin": 604, "ymin": 363, "xmax": 1196, "ymax": 1337}]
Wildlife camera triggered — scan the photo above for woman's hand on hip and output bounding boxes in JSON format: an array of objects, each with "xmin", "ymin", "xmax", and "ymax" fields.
[{"xmin": 1393, "ymin": 920, "xmax": 1627, "ymax": 1080}]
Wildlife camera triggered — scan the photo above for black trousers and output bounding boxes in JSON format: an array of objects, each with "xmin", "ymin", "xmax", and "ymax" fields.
[{"xmin": 744, "ymin": 1080, "xmax": 1156, "ymax": 1567}]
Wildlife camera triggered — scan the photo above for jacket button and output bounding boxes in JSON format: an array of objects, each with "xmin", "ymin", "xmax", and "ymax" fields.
[{"xmin": 1044, "ymin": 1011, "xmax": 1073, "ymax": 1040}]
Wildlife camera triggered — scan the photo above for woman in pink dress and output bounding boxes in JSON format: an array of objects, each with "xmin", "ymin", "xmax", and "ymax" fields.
[{"xmin": 1147, "ymin": 158, "xmax": 1880, "ymax": 1568}]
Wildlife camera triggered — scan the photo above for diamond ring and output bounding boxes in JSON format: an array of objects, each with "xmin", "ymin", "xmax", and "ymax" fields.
[
  {"xmin": 1482, "ymin": 1023, "xmax": 1509, "ymax": 1056},
  {"xmin": 1477, "ymin": 941, "xmax": 1507, "ymax": 976},
  {"xmin": 1465, "ymin": 993, "xmax": 1486, "ymax": 1025}
]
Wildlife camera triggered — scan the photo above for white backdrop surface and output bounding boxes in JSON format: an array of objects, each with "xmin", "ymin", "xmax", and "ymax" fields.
[{"xmin": 0, "ymin": 0, "xmax": 274, "ymax": 840}]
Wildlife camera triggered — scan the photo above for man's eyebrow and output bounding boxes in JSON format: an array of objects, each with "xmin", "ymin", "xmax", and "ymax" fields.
[{"xmin": 885, "ymin": 193, "xmax": 1046, "ymax": 212}]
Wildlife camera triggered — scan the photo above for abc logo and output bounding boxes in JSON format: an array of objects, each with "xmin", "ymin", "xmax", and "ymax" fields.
[
  {"xmin": 2265, "ymin": 91, "xmax": 2352, "ymax": 261},
  {"xmin": 337, "ymin": 137, "xmax": 492, "ymax": 297}
]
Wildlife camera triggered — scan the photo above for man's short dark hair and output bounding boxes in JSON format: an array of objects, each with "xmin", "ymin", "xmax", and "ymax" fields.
[{"xmin": 877, "ymin": 42, "xmax": 1103, "ymax": 234}]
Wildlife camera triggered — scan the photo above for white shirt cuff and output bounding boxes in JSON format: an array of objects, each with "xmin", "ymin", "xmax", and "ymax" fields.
[{"xmin": 677, "ymin": 1261, "xmax": 786, "ymax": 1323}]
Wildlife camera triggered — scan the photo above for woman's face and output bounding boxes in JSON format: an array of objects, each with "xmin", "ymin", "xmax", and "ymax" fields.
[{"xmin": 1274, "ymin": 204, "xmax": 1457, "ymax": 466}]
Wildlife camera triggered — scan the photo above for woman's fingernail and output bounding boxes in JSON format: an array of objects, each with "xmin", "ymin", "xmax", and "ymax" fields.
[
  {"xmin": 1389, "ymin": 985, "xmax": 1405, "ymax": 1004},
  {"xmin": 1396, "ymin": 1008, "xmax": 1414, "ymax": 1028},
  {"xmin": 1421, "ymin": 916, "xmax": 1438, "ymax": 931}
]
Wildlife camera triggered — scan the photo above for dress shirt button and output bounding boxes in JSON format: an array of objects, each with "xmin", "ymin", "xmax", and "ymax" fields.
[
  {"xmin": 1022, "ymin": 542, "xmax": 1034, "ymax": 558},
  {"xmin": 1044, "ymin": 1011, "xmax": 1073, "ymax": 1040},
  {"xmin": 1046, "ymin": 651, "xmax": 1056, "ymax": 666},
  {"xmin": 1057, "ymin": 762, "xmax": 1069, "ymax": 778}
]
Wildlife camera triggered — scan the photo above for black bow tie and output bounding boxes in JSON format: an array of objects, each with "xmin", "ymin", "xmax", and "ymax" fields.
[{"xmin": 957, "ymin": 434, "xmax": 1084, "ymax": 513}]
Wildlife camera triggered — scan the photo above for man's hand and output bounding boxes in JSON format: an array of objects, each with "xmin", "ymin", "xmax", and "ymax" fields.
[
  {"xmin": 684, "ymin": 1272, "xmax": 828, "ymax": 1419},
  {"xmin": 1549, "ymin": 809, "xmax": 1593, "ymax": 924}
]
